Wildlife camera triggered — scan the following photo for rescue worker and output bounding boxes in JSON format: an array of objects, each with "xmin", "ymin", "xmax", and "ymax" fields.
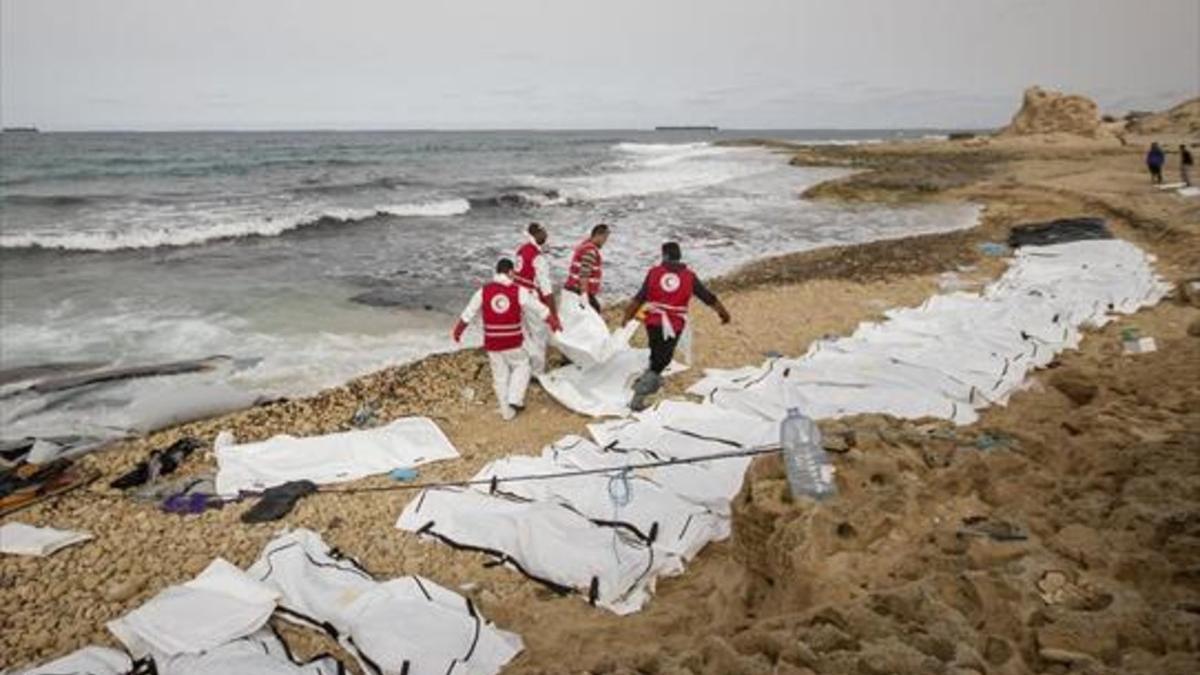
[
  {"xmin": 453, "ymin": 258, "xmax": 562, "ymax": 420},
  {"xmin": 622, "ymin": 241, "xmax": 731, "ymax": 411},
  {"xmin": 564, "ymin": 223, "xmax": 608, "ymax": 314},
  {"xmin": 512, "ymin": 222, "xmax": 556, "ymax": 373}
]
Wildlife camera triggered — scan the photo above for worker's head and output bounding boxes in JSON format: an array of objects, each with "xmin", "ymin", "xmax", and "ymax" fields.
[
  {"xmin": 528, "ymin": 222, "xmax": 547, "ymax": 245},
  {"xmin": 662, "ymin": 241, "xmax": 682, "ymax": 263},
  {"xmin": 590, "ymin": 223, "xmax": 610, "ymax": 247},
  {"xmin": 496, "ymin": 257, "xmax": 515, "ymax": 278}
]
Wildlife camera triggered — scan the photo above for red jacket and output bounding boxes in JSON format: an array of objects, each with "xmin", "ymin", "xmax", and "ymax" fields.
[
  {"xmin": 643, "ymin": 264, "xmax": 695, "ymax": 335},
  {"xmin": 565, "ymin": 240, "xmax": 602, "ymax": 296},
  {"xmin": 513, "ymin": 241, "xmax": 540, "ymax": 291},
  {"xmin": 481, "ymin": 282, "xmax": 523, "ymax": 351}
]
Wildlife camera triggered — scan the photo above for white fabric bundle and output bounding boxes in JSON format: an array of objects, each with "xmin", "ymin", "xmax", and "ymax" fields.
[
  {"xmin": 397, "ymin": 487, "xmax": 681, "ymax": 615},
  {"xmin": 471, "ymin": 436, "xmax": 727, "ymax": 560},
  {"xmin": 15, "ymin": 647, "xmax": 132, "ymax": 675},
  {"xmin": 0, "ymin": 522, "xmax": 92, "ymax": 557},
  {"xmin": 549, "ymin": 292, "xmax": 638, "ymax": 367},
  {"xmin": 690, "ymin": 240, "xmax": 1169, "ymax": 425},
  {"xmin": 249, "ymin": 529, "xmax": 522, "ymax": 675},
  {"xmin": 107, "ymin": 559, "xmax": 279, "ymax": 658},
  {"xmin": 215, "ymin": 417, "xmax": 459, "ymax": 497},
  {"xmin": 153, "ymin": 629, "xmax": 343, "ymax": 675}
]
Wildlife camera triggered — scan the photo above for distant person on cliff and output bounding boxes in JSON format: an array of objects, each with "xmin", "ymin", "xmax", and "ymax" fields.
[
  {"xmin": 1181, "ymin": 144, "xmax": 1194, "ymax": 187},
  {"xmin": 512, "ymin": 222, "xmax": 556, "ymax": 374},
  {"xmin": 622, "ymin": 241, "xmax": 731, "ymax": 411},
  {"xmin": 1146, "ymin": 142, "xmax": 1165, "ymax": 184},
  {"xmin": 564, "ymin": 223, "xmax": 608, "ymax": 314},
  {"xmin": 453, "ymin": 258, "xmax": 562, "ymax": 420}
]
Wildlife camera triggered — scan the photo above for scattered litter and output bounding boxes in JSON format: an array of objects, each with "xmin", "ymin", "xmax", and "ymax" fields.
[
  {"xmin": 350, "ymin": 401, "xmax": 380, "ymax": 429},
  {"xmin": 957, "ymin": 516, "xmax": 1027, "ymax": 542},
  {"xmin": 215, "ymin": 416, "xmax": 459, "ymax": 497},
  {"xmin": 389, "ymin": 467, "xmax": 419, "ymax": 481},
  {"xmin": 1121, "ymin": 328, "xmax": 1158, "ymax": 354},
  {"xmin": 110, "ymin": 438, "xmax": 204, "ymax": 490},
  {"xmin": 977, "ymin": 241, "xmax": 1009, "ymax": 257},
  {"xmin": 240, "ymin": 480, "xmax": 317, "ymax": 523},
  {"xmin": 460, "ymin": 386, "xmax": 476, "ymax": 403},
  {"xmin": 0, "ymin": 522, "xmax": 93, "ymax": 557},
  {"xmin": 973, "ymin": 432, "xmax": 1015, "ymax": 451},
  {"xmin": 0, "ymin": 459, "xmax": 99, "ymax": 517}
]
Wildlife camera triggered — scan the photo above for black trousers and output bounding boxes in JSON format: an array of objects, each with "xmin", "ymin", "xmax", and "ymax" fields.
[{"xmin": 647, "ymin": 324, "xmax": 678, "ymax": 374}]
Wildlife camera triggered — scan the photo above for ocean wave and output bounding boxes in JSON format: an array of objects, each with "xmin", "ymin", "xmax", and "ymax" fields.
[
  {"xmin": 291, "ymin": 175, "xmax": 416, "ymax": 196},
  {"xmin": 0, "ymin": 198, "xmax": 471, "ymax": 252},
  {"xmin": 2, "ymin": 193, "xmax": 121, "ymax": 208},
  {"xmin": 467, "ymin": 188, "xmax": 565, "ymax": 209},
  {"xmin": 377, "ymin": 198, "xmax": 471, "ymax": 217},
  {"xmin": 517, "ymin": 142, "xmax": 770, "ymax": 201}
]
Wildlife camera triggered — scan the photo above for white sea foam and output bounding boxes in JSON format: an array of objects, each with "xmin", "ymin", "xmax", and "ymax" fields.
[
  {"xmin": 0, "ymin": 198, "xmax": 471, "ymax": 252},
  {"xmin": 376, "ymin": 197, "xmax": 471, "ymax": 217},
  {"xmin": 521, "ymin": 142, "xmax": 775, "ymax": 201}
]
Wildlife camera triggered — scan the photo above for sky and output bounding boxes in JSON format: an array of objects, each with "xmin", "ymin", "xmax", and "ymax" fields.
[{"xmin": 2, "ymin": 0, "xmax": 1197, "ymax": 130}]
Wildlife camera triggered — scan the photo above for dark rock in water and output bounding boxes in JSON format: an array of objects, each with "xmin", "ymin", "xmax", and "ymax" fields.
[
  {"xmin": 29, "ymin": 356, "xmax": 232, "ymax": 394},
  {"xmin": 349, "ymin": 287, "xmax": 463, "ymax": 314},
  {"xmin": 0, "ymin": 361, "xmax": 109, "ymax": 388}
]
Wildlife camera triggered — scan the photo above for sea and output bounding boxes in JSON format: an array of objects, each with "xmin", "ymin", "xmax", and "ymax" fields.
[{"xmin": 0, "ymin": 129, "xmax": 980, "ymax": 442}]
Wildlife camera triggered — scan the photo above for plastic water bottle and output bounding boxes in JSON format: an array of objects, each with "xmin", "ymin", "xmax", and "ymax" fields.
[{"xmin": 780, "ymin": 408, "xmax": 837, "ymax": 500}]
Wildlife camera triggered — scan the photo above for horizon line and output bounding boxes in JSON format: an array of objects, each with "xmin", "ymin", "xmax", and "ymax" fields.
[{"xmin": 3, "ymin": 125, "xmax": 994, "ymax": 134}]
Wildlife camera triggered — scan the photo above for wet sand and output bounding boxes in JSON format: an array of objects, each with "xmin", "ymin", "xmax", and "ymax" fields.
[{"xmin": 3, "ymin": 133, "xmax": 1199, "ymax": 674}]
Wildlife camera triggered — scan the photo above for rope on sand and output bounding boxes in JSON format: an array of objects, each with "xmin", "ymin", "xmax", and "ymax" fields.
[{"xmin": 51, "ymin": 445, "xmax": 783, "ymax": 502}]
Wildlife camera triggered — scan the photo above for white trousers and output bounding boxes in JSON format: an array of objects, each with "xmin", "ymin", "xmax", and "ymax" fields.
[
  {"xmin": 488, "ymin": 347, "xmax": 532, "ymax": 414},
  {"xmin": 522, "ymin": 312, "xmax": 549, "ymax": 374}
]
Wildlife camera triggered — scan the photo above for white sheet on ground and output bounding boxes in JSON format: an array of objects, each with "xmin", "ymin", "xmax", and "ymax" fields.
[
  {"xmin": 397, "ymin": 487, "xmax": 681, "ymax": 615},
  {"xmin": 471, "ymin": 436, "xmax": 727, "ymax": 560},
  {"xmin": 15, "ymin": 647, "xmax": 132, "ymax": 675},
  {"xmin": 690, "ymin": 240, "xmax": 1169, "ymax": 425},
  {"xmin": 1179, "ymin": 186, "xmax": 1200, "ymax": 197},
  {"xmin": 154, "ymin": 628, "xmax": 343, "ymax": 675},
  {"xmin": 0, "ymin": 522, "xmax": 92, "ymax": 557},
  {"xmin": 538, "ymin": 349, "xmax": 686, "ymax": 418},
  {"xmin": 249, "ymin": 529, "xmax": 521, "ymax": 675},
  {"xmin": 215, "ymin": 416, "xmax": 459, "ymax": 496},
  {"xmin": 107, "ymin": 558, "xmax": 279, "ymax": 658}
]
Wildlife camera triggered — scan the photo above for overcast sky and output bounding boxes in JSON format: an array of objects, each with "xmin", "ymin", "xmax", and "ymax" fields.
[{"xmin": 2, "ymin": 0, "xmax": 1197, "ymax": 130}]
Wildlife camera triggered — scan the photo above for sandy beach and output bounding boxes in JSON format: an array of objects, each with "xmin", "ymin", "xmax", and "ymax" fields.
[{"xmin": 3, "ymin": 107, "xmax": 1200, "ymax": 674}]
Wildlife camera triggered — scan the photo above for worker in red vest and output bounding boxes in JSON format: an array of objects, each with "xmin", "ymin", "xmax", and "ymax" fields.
[
  {"xmin": 512, "ymin": 222, "xmax": 556, "ymax": 374},
  {"xmin": 622, "ymin": 241, "xmax": 731, "ymax": 411},
  {"xmin": 453, "ymin": 258, "xmax": 562, "ymax": 420},
  {"xmin": 564, "ymin": 223, "xmax": 609, "ymax": 314}
]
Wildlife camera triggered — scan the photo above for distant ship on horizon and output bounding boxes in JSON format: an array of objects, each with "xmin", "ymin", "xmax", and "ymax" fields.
[
  {"xmin": 655, "ymin": 125, "xmax": 718, "ymax": 131},
  {"xmin": 2, "ymin": 126, "xmax": 40, "ymax": 133}
]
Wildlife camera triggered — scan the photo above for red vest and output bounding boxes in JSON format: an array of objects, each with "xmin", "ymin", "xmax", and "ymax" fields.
[
  {"xmin": 643, "ymin": 264, "xmax": 695, "ymax": 334},
  {"xmin": 566, "ymin": 240, "xmax": 602, "ymax": 296},
  {"xmin": 481, "ymin": 282, "xmax": 523, "ymax": 352},
  {"xmin": 513, "ymin": 242, "xmax": 540, "ymax": 291}
]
